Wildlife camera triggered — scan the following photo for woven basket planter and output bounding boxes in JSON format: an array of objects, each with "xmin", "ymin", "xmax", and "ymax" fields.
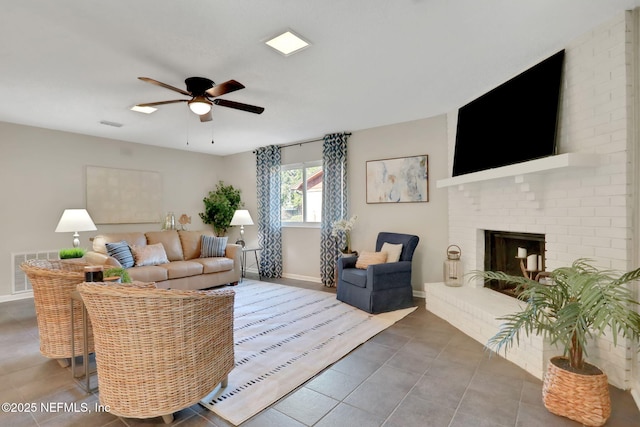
[{"xmin": 542, "ymin": 356, "xmax": 611, "ymax": 427}]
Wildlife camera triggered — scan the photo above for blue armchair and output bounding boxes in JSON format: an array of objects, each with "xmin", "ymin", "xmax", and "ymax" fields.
[{"xmin": 337, "ymin": 232, "xmax": 419, "ymax": 314}]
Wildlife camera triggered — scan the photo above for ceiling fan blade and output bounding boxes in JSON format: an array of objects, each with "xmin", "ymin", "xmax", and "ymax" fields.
[
  {"xmin": 205, "ymin": 80, "xmax": 245, "ymax": 98},
  {"xmin": 138, "ymin": 77, "xmax": 191, "ymax": 96},
  {"xmin": 213, "ymin": 99, "xmax": 265, "ymax": 114},
  {"xmin": 199, "ymin": 111, "xmax": 213, "ymax": 122},
  {"xmin": 136, "ymin": 99, "xmax": 187, "ymax": 107}
]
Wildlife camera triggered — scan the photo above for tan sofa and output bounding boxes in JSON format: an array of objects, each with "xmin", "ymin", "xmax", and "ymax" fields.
[{"xmin": 85, "ymin": 230, "xmax": 241, "ymax": 290}]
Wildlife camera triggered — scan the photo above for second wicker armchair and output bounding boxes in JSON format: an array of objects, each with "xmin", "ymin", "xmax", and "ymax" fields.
[{"xmin": 78, "ymin": 283, "xmax": 235, "ymax": 424}]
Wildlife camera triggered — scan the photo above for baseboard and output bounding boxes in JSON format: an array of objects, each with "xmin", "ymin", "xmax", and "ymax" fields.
[
  {"xmin": 280, "ymin": 272, "xmax": 322, "ymax": 283},
  {"xmin": 0, "ymin": 291, "xmax": 33, "ymax": 303}
]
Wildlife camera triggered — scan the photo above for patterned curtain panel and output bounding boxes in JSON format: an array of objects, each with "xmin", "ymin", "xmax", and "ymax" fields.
[
  {"xmin": 320, "ymin": 132, "xmax": 350, "ymax": 286},
  {"xmin": 255, "ymin": 145, "xmax": 283, "ymax": 278}
]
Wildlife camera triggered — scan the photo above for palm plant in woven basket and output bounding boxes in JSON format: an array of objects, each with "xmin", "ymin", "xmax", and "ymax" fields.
[{"xmin": 472, "ymin": 259, "xmax": 640, "ymax": 427}]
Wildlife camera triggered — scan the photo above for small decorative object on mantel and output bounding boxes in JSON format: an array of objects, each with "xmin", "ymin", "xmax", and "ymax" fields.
[
  {"xmin": 443, "ymin": 245, "xmax": 463, "ymax": 287},
  {"xmin": 178, "ymin": 214, "xmax": 191, "ymax": 230},
  {"xmin": 331, "ymin": 215, "xmax": 357, "ymax": 254},
  {"xmin": 472, "ymin": 259, "xmax": 640, "ymax": 426}
]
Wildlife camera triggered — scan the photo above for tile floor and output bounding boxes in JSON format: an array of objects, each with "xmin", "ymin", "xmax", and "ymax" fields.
[{"xmin": 1, "ymin": 276, "xmax": 638, "ymax": 426}]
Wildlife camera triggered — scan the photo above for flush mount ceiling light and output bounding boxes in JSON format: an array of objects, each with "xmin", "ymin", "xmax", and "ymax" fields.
[
  {"xmin": 130, "ymin": 105, "xmax": 157, "ymax": 114},
  {"xmin": 187, "ymin": 96, "xmax": 213, "ymax": 115},
  {"xmin": 265, "ymin": 30, "xmax": 310, "ymax": 56}
]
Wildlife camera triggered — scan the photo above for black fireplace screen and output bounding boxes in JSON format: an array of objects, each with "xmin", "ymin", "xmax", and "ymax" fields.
[{"xmin": 484, "ymin": 230, "xmax": 545, "ymax": 297}]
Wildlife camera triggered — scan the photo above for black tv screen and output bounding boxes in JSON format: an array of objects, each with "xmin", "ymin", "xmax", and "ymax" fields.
[{"xmin": 452, "ymin": 50, "xmax": 564, "ymax": 177}]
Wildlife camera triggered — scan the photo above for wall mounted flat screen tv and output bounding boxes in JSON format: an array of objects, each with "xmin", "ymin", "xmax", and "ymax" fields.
[{"xmin": 452, "ymin": 50, "xmax": 565, "ymax": 177}]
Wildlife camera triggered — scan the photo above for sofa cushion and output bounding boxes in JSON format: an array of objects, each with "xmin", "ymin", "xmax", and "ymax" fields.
[
  {"xmin": 201, "ymin": 235, "xmax": 228, "ymax": 257},
  {"xmin": 105, "ymin": 240, "xmax": 135, "ymax": 268},
  {"xmin": 356, "ymin": 251, "xmax": 388, "ymax": 269},
  {"xmin": 342, "ymin": 268, "xmax": 368, "ymax": 288},
  {"xmin": 178, "ymin": 230, "xmax": 215, "ymax": 260},
  {"xmin": 192, "ymin": 257, "xmax": 234, "ymax": 274},
  {"xmin": 145, "ymin": 231, "xmax": 184, "ymax": 261},
  {"xmin": 127, "ymin": 265, "xmax": 169, "ymax": 282},
  {"xmin": 92, "ymin": 232, "xmax": 146, "ymax": 255},
  {"xmin": 159, "ymin": 261, "xmax": 204, "ymax": 279},
  {"xmin": 131, "ymin": 243, "xmax": 169, "ymax": 267}
]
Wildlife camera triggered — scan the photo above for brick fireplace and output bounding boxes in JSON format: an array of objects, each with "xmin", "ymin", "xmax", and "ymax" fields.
[{"xmin": 426, "ymin": 11, "xmax": 636, "ymax": 390}]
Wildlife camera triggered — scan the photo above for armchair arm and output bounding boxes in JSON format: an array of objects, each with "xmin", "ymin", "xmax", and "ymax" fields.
[
  {"xmin": 85, "ymin": 251, "xmax": 122, "ymax": 268},
  {"xmin": 338, "ymin": 255, "xmax": 358, "ymax": 270},
  {"xmin": 367, "ymin": 261, "xmax": 413, "ymax": 290}
]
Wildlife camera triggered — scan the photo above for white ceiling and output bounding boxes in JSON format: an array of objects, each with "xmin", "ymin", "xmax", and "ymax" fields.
[{"xmin": 2, "ymin": 1, "xmax": 639, "ymax": 156}]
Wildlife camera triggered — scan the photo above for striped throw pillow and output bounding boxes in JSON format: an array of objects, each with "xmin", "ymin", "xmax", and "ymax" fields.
[
  {"xmin": 105, "ymin": 240, "xmax": 134, "ymax": 268},
  {"xmin": 201, "ymin": 235, "xmax": 228, "ymax": 257}
]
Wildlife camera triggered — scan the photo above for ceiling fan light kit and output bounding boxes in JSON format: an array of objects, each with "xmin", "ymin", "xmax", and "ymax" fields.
[{"xmin": 188, "ymin": 96, "xmax": 212, "ymax": 115}]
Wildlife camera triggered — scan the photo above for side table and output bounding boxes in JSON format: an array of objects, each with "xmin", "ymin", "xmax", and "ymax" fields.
[
  {"xmin": 241, "ymin": 247, "xmax": 262, "ymax": 281},
  {"xmin": 70, "ymin": 290, "xmax": 98, "ymax": 393}
]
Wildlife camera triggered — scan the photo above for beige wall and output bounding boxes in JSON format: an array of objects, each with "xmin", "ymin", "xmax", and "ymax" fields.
[
  {"xmin": 1, "ymin": 114, "xmax": 449, "ymax": 299},
  {"xmin": 0, "ymin": 121, "xmax": 221, "ymax": 299},
  {"xmin": 220, "ymin": 115, "xmax": 450, "ymax": 290}
]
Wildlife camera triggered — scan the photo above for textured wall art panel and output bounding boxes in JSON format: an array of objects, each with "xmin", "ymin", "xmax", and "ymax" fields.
[{"xmin": 86, "ymin": 166, "xmax": 162, "ymax": 224}]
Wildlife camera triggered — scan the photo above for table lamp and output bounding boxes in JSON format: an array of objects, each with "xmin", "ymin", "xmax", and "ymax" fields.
[
  {"xmin": 55, "ymin": 209, "xmax": 97, "ymax": 247},
  {"xmin": 230, "ymin": 209, "xmax": 254, "ymax": 247}
]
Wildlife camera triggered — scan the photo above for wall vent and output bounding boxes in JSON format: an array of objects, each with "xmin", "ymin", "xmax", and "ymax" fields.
[{"xmin": 12, "ymin": 250, "xmax": 59, "ymax": 294}]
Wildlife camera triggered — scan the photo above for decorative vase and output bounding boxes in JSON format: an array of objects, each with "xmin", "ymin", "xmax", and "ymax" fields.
[{"xmin": 542, "ymin": 356, "xmax": 611, "ymax": 427}]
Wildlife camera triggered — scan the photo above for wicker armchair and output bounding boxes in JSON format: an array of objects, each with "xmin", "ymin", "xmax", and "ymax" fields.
[
  {"xmin": 20, "ymin": 259, "xmax": 92, "ymax": 366},
  {"xmin": 77, "ymin": 283, "xmax": 235, "ymax": 424}
]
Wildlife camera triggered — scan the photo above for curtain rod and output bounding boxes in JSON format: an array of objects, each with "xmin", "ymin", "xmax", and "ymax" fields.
[
  {"xmin": 253, "ymin": 133, "xmax": 352, "ymax": 153},
  {"xmin": 279, "ymin": 132, "xmax": 352, "ymax": 149}
]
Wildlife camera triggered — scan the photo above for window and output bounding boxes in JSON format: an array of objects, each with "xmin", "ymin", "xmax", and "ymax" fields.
[{"xmin": 281, "ymin": 161, "xmax": 323, "ymax": 225}]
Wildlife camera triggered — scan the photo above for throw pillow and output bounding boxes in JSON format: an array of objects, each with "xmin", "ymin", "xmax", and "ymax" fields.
[
  {"xmin": 105, "ymin": 240, "xmax": 135, "ymax": 268},
  {"xmin": 381, "ymin": 242, "xmax": 403, "ymax": 263},
  {"xmin": 355, "ymin": 251, "xmax": 388, "ymax": 269},
  {"xmin": 201, "ymin": 235, "xmax": 228, "ymax": 257},
  {"xmin": 130, "ymin": 243, "xmax": 169, "ymax": 267}
]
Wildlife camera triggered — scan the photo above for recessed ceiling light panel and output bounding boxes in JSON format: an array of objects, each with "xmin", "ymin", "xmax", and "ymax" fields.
[
  {"xmin": 265, "ymin": 30, "xmax": 310, "ymax": 56},
  {"xmin": 130, "ymin": 105, "xmax": 158, "ymax": 114}
]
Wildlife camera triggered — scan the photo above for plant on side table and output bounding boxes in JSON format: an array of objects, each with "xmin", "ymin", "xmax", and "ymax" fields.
[
  {"xmin": 199, "ymin": 181, "xmax": 242, "ymax": 236},
  {"xmin": 472, "ymin": 258, "xmax": 640, "ymax": 427},
  {"xmin": 104, "ymin": 267, "xmax": 132, "ymax": 283}
]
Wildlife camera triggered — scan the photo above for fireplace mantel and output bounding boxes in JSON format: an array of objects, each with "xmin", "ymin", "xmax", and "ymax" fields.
[{"xmin": 436, "ymin": 153, "xmax": 599, "ymax": 188}]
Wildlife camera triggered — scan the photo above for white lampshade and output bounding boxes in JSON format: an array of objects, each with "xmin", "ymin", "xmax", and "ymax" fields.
[
  {"xmin": 55, "ymin": 209, "xmax": 97, "ymax": 247},
  {"xmin": 230, "ymin": 210, "xmax": 254, "ymax": 226},
  {"xmin": 188, "ymin": 96, "xmax": 212, "ymax": 115}
]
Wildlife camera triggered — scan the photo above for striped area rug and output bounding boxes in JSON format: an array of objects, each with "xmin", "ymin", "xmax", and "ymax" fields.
[{"xmin": 200, "ymin": 280, "xmax": 416, "ymax": 425}]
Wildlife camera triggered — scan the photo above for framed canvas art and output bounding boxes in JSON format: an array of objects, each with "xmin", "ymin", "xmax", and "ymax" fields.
[{"xmin": 366, "ymin": 155, "xmax": 428, "ymax": 203}]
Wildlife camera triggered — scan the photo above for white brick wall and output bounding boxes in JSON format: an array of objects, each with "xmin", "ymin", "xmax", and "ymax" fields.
[{"xmin": 436, "ymin": 11, "xmax": 635, "ymax": 389}]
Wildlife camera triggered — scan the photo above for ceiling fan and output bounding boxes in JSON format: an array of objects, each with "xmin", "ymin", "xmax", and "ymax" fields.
[{"xmin": 135, "ymin": 76, "xmax": 265, "ymax": 122}]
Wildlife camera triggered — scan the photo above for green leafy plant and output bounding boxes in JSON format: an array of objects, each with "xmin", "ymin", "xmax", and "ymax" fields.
[
  {"xmin": 59, "ymin": 248, "xmax": 86, "ymax": 259},
  {"xmin": 472, "ymin": 258, "xmax": 640, "ymax": 372},
  {"xmin": 199, "ymin": 181, "xmax": 242, "ymax": 236},
  {"xmin": 104, "ymin": 267, "xmax": 131, "ymax": 283}
]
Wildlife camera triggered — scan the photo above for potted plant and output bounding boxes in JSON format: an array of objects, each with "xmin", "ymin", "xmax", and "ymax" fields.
[
  {"xmin": 199, "ymin": 181, "xmax": 242, "ymax": 236},
  {"xmin": 104, "ymin": 267, "xmax": 132, "ymax": 283},
  {"xmin": 473, "ymin": 259, "xmax": 640, "ymax": 426},
  {"xmin": 59, "ymin": 248, "xmax": 86, "ymax": 259}
]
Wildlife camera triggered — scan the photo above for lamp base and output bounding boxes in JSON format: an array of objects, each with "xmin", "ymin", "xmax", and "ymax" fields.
[{"xmin": 73, "ymin": 232, "xmax": 80, "ymax": 248}]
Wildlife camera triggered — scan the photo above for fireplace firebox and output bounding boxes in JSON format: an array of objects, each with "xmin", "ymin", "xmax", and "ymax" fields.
[{"xmin": 484, "ymin": 230, "xmax": 545, "ymax": 297}]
